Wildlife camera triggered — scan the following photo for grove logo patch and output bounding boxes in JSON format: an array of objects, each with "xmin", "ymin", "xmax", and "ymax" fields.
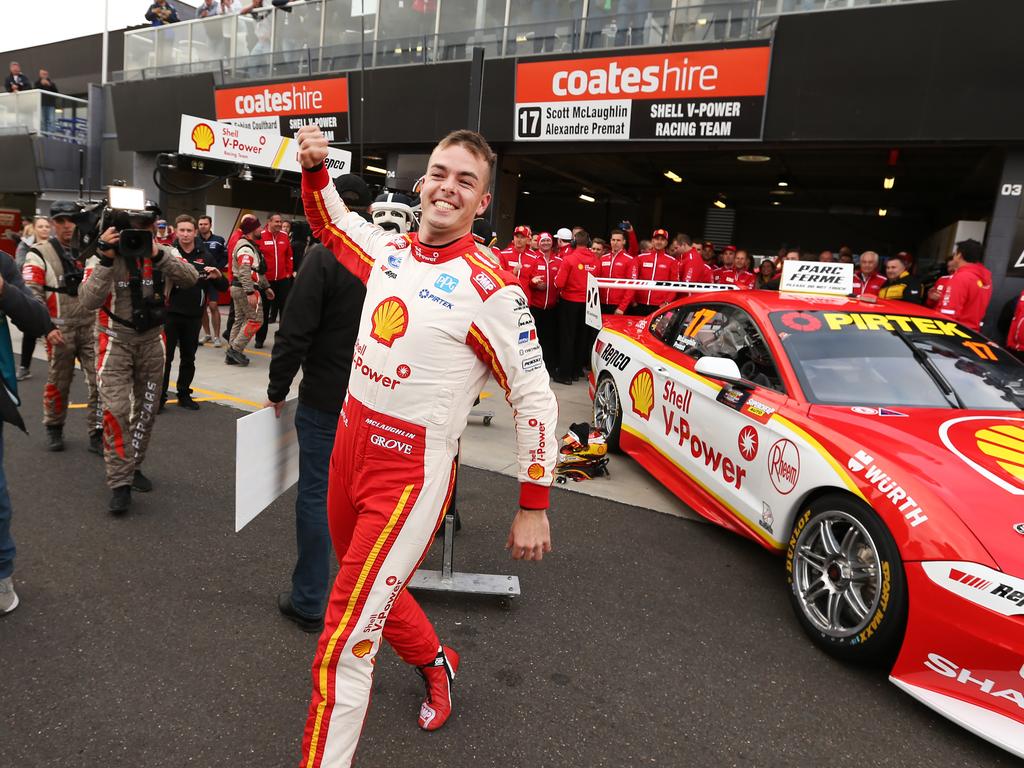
[
  {"xmin": 939, "ymin": 417, "xmax": 1024, "ymax": 496},
  {"xmin": 369, "ymin": 297, "xmax": 409, "ymax": 347},
  {"xmin": 629, "ymin": 368, "xmax": 654, "ymax": 420}
]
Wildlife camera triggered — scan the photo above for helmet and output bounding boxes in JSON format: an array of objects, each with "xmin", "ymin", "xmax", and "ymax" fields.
[
  {"xmin": 370, "ymin": 191, "xmax": 416, "ymax": 234},
  {"xmin": 49, "ymin": 200, "xmax": 81, "ymax": 220},
  {"xmin": 558, "ymin": 422, "xmax": 608, "ymax": 461}
]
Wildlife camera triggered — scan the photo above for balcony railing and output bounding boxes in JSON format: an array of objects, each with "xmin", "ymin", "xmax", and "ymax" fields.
[
  {"xmin": 116, "ymin": 0, "xmax": 948, "ymax": 83},
  {"xmin": 0, "ymin": 90, "xmax": 89, "ymax": 144}
]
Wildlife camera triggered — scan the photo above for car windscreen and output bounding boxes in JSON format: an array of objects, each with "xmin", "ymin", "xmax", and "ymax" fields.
[{"xmin": 769, "ymin": 310, "xmax": 1024, "ymax": 410}]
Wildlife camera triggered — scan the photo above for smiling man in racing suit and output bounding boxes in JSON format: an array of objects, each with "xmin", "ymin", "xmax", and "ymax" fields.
[{"xmin": 295, "ymin": 124, "xmax": 557, "ymax": 768}]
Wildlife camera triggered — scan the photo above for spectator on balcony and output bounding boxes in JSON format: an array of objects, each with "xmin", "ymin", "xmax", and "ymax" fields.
[
  {"xmin": 4, "ymin": 62, "xmax": 30, "ymax": 93},
  {"xmin": 220, "ymin": 0, "xmax": 239, "ymax": 12},
  {"xmin": 33, "ymin": 70, "xmax": 59, "ymax": 134},
  {"xmin": 198, "ymin": 0, "xmax": 220, "ymax": 16},
  {"xmin": 145, "ymin": 0, "xmax": 180, "ymax": 25}
]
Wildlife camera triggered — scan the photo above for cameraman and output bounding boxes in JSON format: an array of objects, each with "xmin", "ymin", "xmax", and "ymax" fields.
[
  {"xmin": 80, "ymin": 214, "xmax": 198, "ymax": 514},
  {"xmin": 161, "ymin": 214, "xmax": 227, "ymax": 411},
  {"xmin": 22, "ymin": 201, "xmax": 101, "ymax": 452}
]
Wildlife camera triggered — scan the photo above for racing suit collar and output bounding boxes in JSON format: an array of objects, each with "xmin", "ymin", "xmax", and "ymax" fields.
[{"xmin": 411, "ymin": 232, "xmax": 476, "ymax": 265}]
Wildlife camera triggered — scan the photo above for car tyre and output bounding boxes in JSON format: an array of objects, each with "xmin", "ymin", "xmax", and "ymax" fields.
[
  {"xmin": 785, "ymin": 492, "xmax": 907, "ymax": 666},
  {"xmin": 592, "ymin": 374, "xmax": 623, "ymax": 452}
]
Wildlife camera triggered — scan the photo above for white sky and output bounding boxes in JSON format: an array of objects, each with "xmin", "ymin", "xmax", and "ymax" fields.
[{"xmin": 0, "ymin": 0, "xmax": 201, "ymax": 55}]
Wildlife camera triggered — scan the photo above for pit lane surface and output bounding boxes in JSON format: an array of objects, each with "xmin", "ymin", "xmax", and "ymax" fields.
[{"xmin": 0, "ymin": 376, "xmax": 1014, "ymax": 767}]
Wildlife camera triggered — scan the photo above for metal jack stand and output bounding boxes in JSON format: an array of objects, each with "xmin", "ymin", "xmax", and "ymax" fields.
[{"xmin": 410, "ymin": 456, "xmax": 520, "ymax": 608}]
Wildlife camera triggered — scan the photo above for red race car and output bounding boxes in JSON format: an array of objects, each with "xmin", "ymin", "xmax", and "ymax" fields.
[{"xmin": 590, "ymin": 290, "xmax": 1024, "ymax": 758}]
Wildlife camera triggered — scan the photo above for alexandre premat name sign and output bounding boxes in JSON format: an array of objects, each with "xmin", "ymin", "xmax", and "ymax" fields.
[{"xmin": 514, "ymin": 42, "xmax": 771, "ymax": 142}]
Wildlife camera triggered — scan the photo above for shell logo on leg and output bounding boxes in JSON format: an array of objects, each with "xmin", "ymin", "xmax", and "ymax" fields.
[{"xmin": 351, "ymin": 639, "xmax": 373, "ymax": 658}]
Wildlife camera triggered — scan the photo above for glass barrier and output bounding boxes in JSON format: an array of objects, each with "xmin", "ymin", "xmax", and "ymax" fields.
[
  {"xmin": 0, "ymin": 91, "xmax": 88, "ymax": 143},
  {"xmin": 118, "ymin": 0, "xmax": 947, "ymax": 80}
]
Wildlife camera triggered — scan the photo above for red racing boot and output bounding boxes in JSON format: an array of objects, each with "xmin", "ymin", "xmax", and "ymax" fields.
[{"xmin": 417, "ymin": 645, "xmax": 459, "ymax": 731}]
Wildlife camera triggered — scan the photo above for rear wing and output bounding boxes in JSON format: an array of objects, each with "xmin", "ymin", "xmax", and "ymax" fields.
[{"xmin": 585, "ymin": 274, "xmax": 737, "ymax": 329}]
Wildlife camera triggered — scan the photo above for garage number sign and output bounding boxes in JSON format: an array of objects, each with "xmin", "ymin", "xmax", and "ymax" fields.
[{"xmin": 514, "ymin": 43, "xmax": 770, "ymax": 142}]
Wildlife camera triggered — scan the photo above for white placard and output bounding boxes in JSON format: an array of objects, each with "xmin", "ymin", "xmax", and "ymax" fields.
[
  {"xmin": 235, "ymin": 399, "xmax": 300, "ymax": 532},
  {"xmin": 779, "ymin": 260, "xmax": 854, "ymax": 295},
  {"xmin": 585, "ymin": 273, "xmax": 603, "ymax": 330},
  {"xmin": 179, "ymin": 115, "xmax": 351, "ymax": 179}
]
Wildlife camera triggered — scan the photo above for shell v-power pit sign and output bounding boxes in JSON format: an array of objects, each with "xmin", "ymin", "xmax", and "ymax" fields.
[{"xmin": 514, "ymin": 42, "xmax": 770, "ymax": 142}]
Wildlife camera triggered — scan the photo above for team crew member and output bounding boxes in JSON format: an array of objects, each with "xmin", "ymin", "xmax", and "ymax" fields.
[
  {"xmin": 255, "ymin": 213, "xmax": 294, "ymax": 348},
  {"xmin": 553, "ymin": 229, "xmax": 598, "ymax": 385},
  {"xmin": 197, "ymin": 215, "xmax": 227, "ymax": 347},
  {"xmin": 226, "ymin": 216, "xmax": 274, "ymax": 367},
  {"xmin": 940, "ymin": 239, "xmax": 992, "ymax": 332},
  {"xmin": 554, "ymin": 227, "xmax": 574, "ymax": 258},
  {"xmin": 732, "ymin": 250, "xmax": 756, "ymax": 290},
  {"xmin": 852, "ymin": 251, "xmax": 886, "ymax": 296},
  {"xmin": 80, "ymin": 218, "xmax": 198, "ymax": 514},
  {"xmin": 599, "ymin": 228, "xmax": 637, "ymax": 315},
  {"xmin": 715, "ymin": 245, "xmax": 737, "ymax": 285},
  {"xmin": 632, "ymin": 228, "xmax": 680, "ymax": 315},
  {"xmin": 519, "ymin": 232, "xmax": 561, "ymax": 374},
  {"xmin": 1006, "ymin": 288, "xmax": 1024, "ymax": 359},
  {"xmin": 297, "ymin": 124, "xmax": 556, "ymax": 768},
  {"xmin": 926, "ymin": 260, "xmax": 954, "ymax": 308},
  {"xmin": 21, "ymin": 200, "xmax": 101, "ymax": 453},
  {"xmin": 499, "ymin": 225, "xmax": 535, "ymax": 276},
  {"xmin": 161, "ymin": 215, "xmax": 228, "ymax": 410},
  {"xmin": 265, "ymin": 242, "xmax": 366, "ymax": 632},
  {"xmin": 877, "ymin": 255, "xmax": 923, "ymax": 303}
]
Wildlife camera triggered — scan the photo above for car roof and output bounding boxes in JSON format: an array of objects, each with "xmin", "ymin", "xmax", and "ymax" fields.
[{"xmin": 686, "ymin": 289, "xmax": 944, "ymax": 321}]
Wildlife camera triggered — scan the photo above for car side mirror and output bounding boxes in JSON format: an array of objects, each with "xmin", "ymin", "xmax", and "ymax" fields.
[{"xmin": 694, "ymin": 356, "xmax": 744, "ymax": 383}]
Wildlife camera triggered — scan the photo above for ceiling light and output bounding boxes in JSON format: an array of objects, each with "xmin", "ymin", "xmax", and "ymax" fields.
[
  {"xmin": 713, "ymin": 199, "xmax": 727, "ymax": 209},
  {"xmin": 771, "ymin": 201, "xmax": 781, "ymax": 206},
  {"xmin": 579, "ymin": 193, "xmax": 595, "ymax": 203},
  {"xmin": 878, "ymin": 208, "xmax": 887, "ymax": 217},
  {"xmin": 521, "ymin": 190, "xmax": 530, "ymax": 195},
  {"xmin": 663, "ymin": 170, "xmax": 683, "ymax": 183},
  {"xmin": 883, "ymin": 176, "xmax": 895, "ymax": 190},
  {"xmin": 769, "ymin": 189, "xmax": 795, "ymax": 196},
  {"xmin": 366, "ymin": 155, "xmax": 383, "ymax": 161},
  {"xmin": 365, "ymin": 164, "xmax": 387, "ymax": 175},
  {"xmin": 696, "ymin": 17, "xmax": 707, "ymax": 25},
  {"xmin": 777, "ymin": 180, "xmax": 789, "ymax": 188},
  {"xmin": 737, "ymin": 154, "xmax": 771, "ymax": 163}
]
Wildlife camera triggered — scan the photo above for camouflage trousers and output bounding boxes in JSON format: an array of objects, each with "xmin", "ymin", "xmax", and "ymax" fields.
[
  {"xmin": 43, "ymin": 323, "xmax": 99, "ymax": 435},
  {"xmin": 96, "ymin": 329, "xmax": 165, "ymax": 489},
  {"xmin": 229, "ymin": 286, "xmax": 263, "ymax": 353}
]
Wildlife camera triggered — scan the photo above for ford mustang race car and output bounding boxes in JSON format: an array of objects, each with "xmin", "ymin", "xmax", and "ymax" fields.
[{"xmin": 589, "ymin": 290, "xmax": 1024, "ymax": 758}]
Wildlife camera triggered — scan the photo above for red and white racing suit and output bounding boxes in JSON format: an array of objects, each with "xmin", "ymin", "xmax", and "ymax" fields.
[
  {"xmin": 852, "ymin": 271, "xmax": 886, "ymax": 297},
  {"xmin": 300, "ymin": 164, "xmax": 558, "ymax": 768}
]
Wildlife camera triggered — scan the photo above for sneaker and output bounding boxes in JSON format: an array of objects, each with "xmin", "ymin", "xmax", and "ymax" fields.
[
  {"xmin": 88, "ymin": 430, "xmax": 103, "ymax": 455},
  {"xmin": 417, "ymin": 645, "xmax": 459, "ymax": 731},
  {"xmin": 225, "ymin": 352, "xmax": 237, "ymax": 366},
  {"xmin": 45, "ymin": 426, "xmax": 64, "ymax": 452},
  {"xmin": 109, "ymin": 486, "xmax": 131, "ymax": 515},
  {"xmin": 131, "ymin": 470, "xmax": 153, "ymax": 493},
  {"xmin": 277, "ymin": 592, "xmax": 324, "ymax": 633},
  {"xmin": 176, "ymin": 395, "xmax": 200, "ymax": 411},
  {"xmin": 202, "ymin": 335, "xmax": 212, "ymax": 344},
  {"xmin": 254, "ymin": 341, "xmax": 265, "ymax": 349},
  {"xmin": 0, "ymin": 575, "xmax": 19, "ymax": 615},
  {"xmin": 212, "ymin": 337, "xmax": 223, "ymax": 348},
  {"xmin": 15, "ymin": 367, "xmax": 30, "ymax": 381}
]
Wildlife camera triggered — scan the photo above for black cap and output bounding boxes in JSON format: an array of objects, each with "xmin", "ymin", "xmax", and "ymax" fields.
[
  {"xmin": 49, "ymin": 200, "xmax": 80, "ymax": 219},
  {"xmin": 334, "ymin": 174, "xmax": 372, "ymax": 208}
]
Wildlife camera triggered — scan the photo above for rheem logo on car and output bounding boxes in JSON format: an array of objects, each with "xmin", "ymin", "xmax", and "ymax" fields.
[{"xmin": 514, "ymin": 43, "xmax": 770, "ymax": 142}]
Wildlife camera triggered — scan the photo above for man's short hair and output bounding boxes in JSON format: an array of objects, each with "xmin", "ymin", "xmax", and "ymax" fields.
[
  {"xmin": 268, "ymin": 212, "xmax": 283, "ymax": 220},
  {"xmin": 610, "ymin": 229, "xmax": 625, "ymax": 240},
  {"xmin": 435, "ymin": 129, "xmax": 496, "ymax": 185},
  {"xmin": 175, "ymin": 214, "xmax": 196, "ymax": 227},
  {"xmin": 574, "ymin": 229, "xmax": 590, "ymax": 247},
  {"xmin": 675, "ymin": 233, "xmax": 691, "ymax": 246},
  {"xmin": 198, "ymin": 215, "xmax": 212, "ymax": 224},
  {"xmin": 956, "ymin": 239, "xmax": 983, "ymax": 263},
  {"xmin": 591, "ymin": 237, "xmax": 606, "ymax": 248}
]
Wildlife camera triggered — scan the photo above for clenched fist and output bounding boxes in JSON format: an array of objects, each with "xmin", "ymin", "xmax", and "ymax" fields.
[{"xmin": 296, "ymin": 125, "xmax": 329, "ymax": 170}]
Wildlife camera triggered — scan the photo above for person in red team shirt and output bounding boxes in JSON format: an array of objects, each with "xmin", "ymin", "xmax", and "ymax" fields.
[
  {"xmin": 926, "ymin": 258, "xmax": 955, "ymax": 309},
  {"xmin": 852, "ymin": 251, "xmax": 886, "ymax": 296},
  {"xmin": 255, "ymin": 213, "xmax": 294, "ymax": 347},
  {"xmin": 715, "ymin": 245, "xmax": 737, "ymax": 285},
  {"xmin": 733, "ymin": 250, "xmax": 756, "ymax": 289},
  {"xmin": 499, "ymin": 225, "xmax": 535, "ymax": 276},
  {"xmin": 553, "ymin": 229, "xmax": 598, "ymax": 384},
  {"xmin": 677, "ymin": 235, "xmax": 714, "ymax": 289},
  {"xmin": 939, "ymin": 239, "xmax": 992, "ymax": 332},
  {"xmin": 519, "ymin": 232, "xmax": 562, "ymax": 374},
  {"xmin": 632, "ymin": 228, "xmax": 680, "ymax": 315},
  {"xmin": 599, "ymin": 227, "xmax": 638, "ymax": 315},
  {"xmin": 1006, "ymin": 288, "xmax": 1024, "ymax": 359}
]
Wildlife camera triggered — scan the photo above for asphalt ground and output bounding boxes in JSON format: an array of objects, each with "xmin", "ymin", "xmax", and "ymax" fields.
[{"xmin": 0, "ymin": 374, "xmax": 1015, "ymax": 768}]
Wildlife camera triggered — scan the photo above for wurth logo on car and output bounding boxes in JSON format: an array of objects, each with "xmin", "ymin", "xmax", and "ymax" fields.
[
  {"xmin": 847, "ymin": 450, "xmax": 928, "ymax": 527},
  {"xmin": 922, "ymin": 561, "xmax": 1024, "ymax": 616}
]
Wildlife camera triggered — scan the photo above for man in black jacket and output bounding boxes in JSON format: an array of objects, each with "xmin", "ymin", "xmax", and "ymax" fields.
[
  {"xmin": 263, "ymin": 243, "xmax": 365, "ymax": 631},
  {"xmin": 161, "ymin": 215, "xmax": 228, "ymax": 410},
  {"xmin": 0, "ymin": 247, "xmax": 58, "ymax": 614}
]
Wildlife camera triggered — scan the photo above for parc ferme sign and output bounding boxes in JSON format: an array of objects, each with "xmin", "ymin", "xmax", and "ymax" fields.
[
  {"xmin": 514, "ymin": 43, "xmax": 770, "ymax": 142},
  {"xmin": 215, "ymin": 76, "xmax": 351, "ymax": 143},
  {"xmin": 779, "ymin": 260, "xmax": 854, "ymax": 295}
]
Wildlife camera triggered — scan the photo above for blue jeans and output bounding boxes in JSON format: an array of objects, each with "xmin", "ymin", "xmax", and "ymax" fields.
[
  {"xmin": 0, "ymin": 423, "xmax": 14, "ymax": 579},
  {"xmin": 290, "ymin": 402, "xmax": 339, "ymax": 618}
]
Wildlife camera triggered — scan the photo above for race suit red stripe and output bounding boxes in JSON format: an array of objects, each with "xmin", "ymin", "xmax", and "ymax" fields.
[{"xmin": 299, "ymin": 163, "xmax": 558, "ymax": 768}]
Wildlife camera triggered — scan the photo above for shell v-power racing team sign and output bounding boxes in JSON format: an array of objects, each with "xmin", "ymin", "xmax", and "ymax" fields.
[{"xmin": 514, "ymin": 42, "xmax": 770, "ymax": 142}]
